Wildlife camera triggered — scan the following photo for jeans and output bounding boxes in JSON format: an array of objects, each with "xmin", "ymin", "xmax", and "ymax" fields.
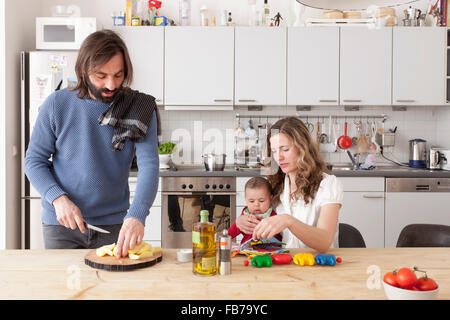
[{"xmin": 42, "ymin": 223, "xmax": 122, "ymax": 249}]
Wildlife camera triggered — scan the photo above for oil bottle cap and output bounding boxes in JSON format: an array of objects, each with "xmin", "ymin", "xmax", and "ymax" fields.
[
  {"xmin": 222, "ymin": 229, "xmax": 228, "ymax": 236},
  {"xmin": 200, "ymin": 210, "xmax": 209, "ymax": 222}
]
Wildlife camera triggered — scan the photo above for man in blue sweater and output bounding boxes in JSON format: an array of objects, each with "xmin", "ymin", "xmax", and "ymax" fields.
[{"xmin": 24, "ymin": 30, "xmax": 159, "ymax": 258}]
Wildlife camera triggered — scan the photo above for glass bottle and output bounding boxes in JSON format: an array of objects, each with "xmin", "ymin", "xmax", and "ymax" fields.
[
  {"xmin": 179, "ymin": 0, "xmax": 191, "ymax": 26},
  {"xmin": 192, "ymin": 210, "xmax": 217, "ymax": 276},
  {"xmin": 261, "ymin": 0, "xmax": 271, "ymax": 26}
]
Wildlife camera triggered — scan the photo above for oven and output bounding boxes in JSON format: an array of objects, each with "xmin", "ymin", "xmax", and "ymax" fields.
[{"xmin": 161, "ymin": 176, "xmax": 236, "ymax": 248}]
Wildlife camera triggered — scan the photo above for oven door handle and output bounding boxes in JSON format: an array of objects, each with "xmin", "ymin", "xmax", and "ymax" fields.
[
  {"xmin": 161, "ymin": 191, "xmax": 194, "ymax": 195},
  {"xmin": 206, "ymin": 192, "xmax": 237, "ymax": 196}
]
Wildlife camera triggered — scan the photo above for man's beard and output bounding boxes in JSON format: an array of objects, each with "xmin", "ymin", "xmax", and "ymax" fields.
[{"xmin": 86, "ymin": 77, "xmax": 123, "ymax": 104}]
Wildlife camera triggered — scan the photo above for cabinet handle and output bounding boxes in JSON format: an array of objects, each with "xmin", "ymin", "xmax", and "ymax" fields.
[
  {"xmin": 319, "ymin": 99, "xmax": 337, "ymax": 102},
  {"xmin": 155, "ymin": 99, "xmax": 162, "ymax": 102},
  {"xmin": 343, "ymin": 99, "xmax": 362, "ymax": 103},
  {"xmin": 362, "ymin": 195, "xmax": 385, "ymax": 199},
  {"xmin": 213, "ymin": 99, "xmax": 232, "ymax": 102},
  {"xmin": 396, "ymin": 99, "xmax": 415, "ymax": 103},
  {"xmin": 238, "ymin": 99, "xmax": 256, "ymax": 102}
]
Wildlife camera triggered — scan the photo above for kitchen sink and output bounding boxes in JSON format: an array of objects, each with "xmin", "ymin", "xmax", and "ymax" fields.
[{"xmin": 330, "ymin": 164, "xmax": 414, "ymax": 172}]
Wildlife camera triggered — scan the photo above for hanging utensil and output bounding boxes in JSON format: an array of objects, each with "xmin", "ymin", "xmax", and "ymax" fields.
[
  {"xmin": 370, "ymin": 120, "xmax": 381, "ymax": 153},
  {"xmin": 337, "ymin": 121, "xmax": 352, "ymax": 149}
]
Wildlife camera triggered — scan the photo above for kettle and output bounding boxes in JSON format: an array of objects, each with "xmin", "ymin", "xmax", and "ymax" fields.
[{"xmin": 409, "ymin": 139, "xmax": 427, "ymax": 168}]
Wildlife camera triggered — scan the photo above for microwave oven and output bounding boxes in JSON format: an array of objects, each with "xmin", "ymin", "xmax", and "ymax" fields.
[{"xmin": 36, "ymin": 17, "xmax": 96, "ymax": 50}]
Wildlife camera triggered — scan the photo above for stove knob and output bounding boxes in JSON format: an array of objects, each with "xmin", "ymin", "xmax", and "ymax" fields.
[
  {"xmin": 226, "ymin": 184, "xmax": 231, "ymax": 189},
  {"xmin": 205, "ymin": 184, "xmax": 210, "ymax": 189},
  {"xmin": 212, "ymin": 184, "xmax": 217, "ymax": 189},
  {"xmin": 181, "ymin": 184, "xmax": 187, "ymax": 189},
  {"xmin": 188, "ymin": 184, "xmax": 193, "ymax": 189},
  {"xmin": 219, "ymin": 184, "xmax": 224, "ymax": 189}
]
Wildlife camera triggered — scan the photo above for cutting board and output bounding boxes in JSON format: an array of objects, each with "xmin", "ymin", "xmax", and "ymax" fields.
[{"xmin": 84, "ymin": 250, "xmax": 163, "ymax": 271}]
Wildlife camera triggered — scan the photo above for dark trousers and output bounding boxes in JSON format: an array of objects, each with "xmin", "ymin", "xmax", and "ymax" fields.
[{"xmin": 42, "ymin": 224, "xmax": 122, "ymax": 249}]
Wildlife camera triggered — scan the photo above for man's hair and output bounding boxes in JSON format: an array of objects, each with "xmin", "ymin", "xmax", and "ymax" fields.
[
  {"xmin": 245, "ymin": 176, "xmax": 273, "ymax": 195},
  {"xmin": 72, "ymin": 29, "xmax": 133, "ymax": 99}
]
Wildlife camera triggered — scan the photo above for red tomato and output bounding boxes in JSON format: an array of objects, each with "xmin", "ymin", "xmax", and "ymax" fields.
[
  {"xmin": 243, "ymin": 260, "xmax": 249, "ymax": 267},
  {"xmin": 395, "ymin": 268, "xmax": 418, "ymax": 289},
  {"xmin": 336, "ymin": 257, "xmax": 342, "ymax": 263},
  {"xmin": 416, "ymin": 276, "xmax": 438, "ymax": 291},
  {"xmin": 383, "ymin": 271, "xmax": 398, "ymax": 287}
]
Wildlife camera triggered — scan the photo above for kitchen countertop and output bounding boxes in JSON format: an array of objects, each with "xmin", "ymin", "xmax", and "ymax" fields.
[
  {"xmin": 129, "ymin": 165, "xmax": 450, "ymax": 178},
  {"xmin": 0, "ymin": 248, "xmax": 448, "ymax": 300}
]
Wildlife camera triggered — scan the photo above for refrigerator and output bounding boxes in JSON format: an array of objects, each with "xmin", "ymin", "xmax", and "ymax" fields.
[{"xmin": 20, "ymin": 51, "xmax": 78, "ymax": 249}]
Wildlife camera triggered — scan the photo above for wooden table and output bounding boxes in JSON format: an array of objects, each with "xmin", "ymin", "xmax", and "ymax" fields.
[{"xmin": 0, "ymin": 248, "xmax": 448, "ymax": 300}]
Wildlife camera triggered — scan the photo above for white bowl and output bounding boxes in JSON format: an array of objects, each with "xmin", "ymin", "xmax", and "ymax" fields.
[{"xmin": 383, "ymin": 281, "xmax": 439, "ymax": 300}]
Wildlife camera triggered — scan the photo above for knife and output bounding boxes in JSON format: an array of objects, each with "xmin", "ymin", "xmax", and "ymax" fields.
[{"xmin": 86, "ymin": 223, "xmax": 110, "ymax": 234}]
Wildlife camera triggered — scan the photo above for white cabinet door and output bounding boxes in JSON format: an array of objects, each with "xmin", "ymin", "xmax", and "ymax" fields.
[
  {"xmin": 235, "ymin": 27, "xmax": 286, "ymax": 105},
  {"xmin": 385, "ymin": 192, "xmax": 450, "ymax": 248},
  {"xmin": 144, "ymin": 207, "xmax": 162, "ymax": 241},
  {"xmin": 287, "ymin": 27, "xmax": 339, "ymax": 105},
  {"xmin": 113, "ymin": 27, "xmax": 164, "ymax": 103},
  {"xmin": 340, "ymin": 192, "xmax": 385, "ymax": 248},
  {"xmin": 393, "ymin": 28, "xmax": 446, "ymax": 106},
  {"xmin": 340, "ymin": 27, "xmax": 392, "ymax": 105},
  {"xmin": 164, "ymin": 27, "xmax": 234, "ymax": 106}
]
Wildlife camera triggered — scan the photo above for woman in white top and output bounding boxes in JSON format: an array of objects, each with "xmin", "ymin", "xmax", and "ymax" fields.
[{"xmin": 236, "ymin": 117, "xmax": 344, "ymax": 252}]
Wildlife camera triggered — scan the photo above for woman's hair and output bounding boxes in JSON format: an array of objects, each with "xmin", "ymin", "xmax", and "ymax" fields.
[
  {"xmin": 71, "ymin": 29, "xmax": 133, "ymax": 99},
  {"xmin": 245, "ymin": 176, "xmax": 272, "ymax": 196},
  {"xmin": 265, "ymin": 116, "xmax": 329, "ymax": 207}
]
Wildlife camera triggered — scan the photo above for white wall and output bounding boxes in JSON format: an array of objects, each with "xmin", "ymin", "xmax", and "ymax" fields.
[
  {"xmin": 0, "ymin": 0, "xmax": 6, "ymax": 249},
  {"xmin": 3, "ymin": 0, "xmax": 43, "ymax": 249}
]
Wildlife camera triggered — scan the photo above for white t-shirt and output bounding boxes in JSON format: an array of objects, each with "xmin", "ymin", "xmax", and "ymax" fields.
[{"xmin": 275, "ymin": 173, "xmax": 344, "ymax": 248}]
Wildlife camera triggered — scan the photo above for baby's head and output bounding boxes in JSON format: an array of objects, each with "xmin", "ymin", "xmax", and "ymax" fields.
[{"xmin": 244, "ymin": 177, "xmax": 273, "ymax": 215}]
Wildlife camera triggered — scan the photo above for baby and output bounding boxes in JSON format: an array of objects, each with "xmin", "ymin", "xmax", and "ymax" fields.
[{"xmin": 228, "ymin": 176, "xmax": 282, "ymax": 243}]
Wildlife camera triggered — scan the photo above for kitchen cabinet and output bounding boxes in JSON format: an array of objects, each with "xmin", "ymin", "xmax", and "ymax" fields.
[
  {"xmin": 340, "ymin": 27, "xmax": 392, "ymax": 105},
  {"xmin": 113, "ymin": 27, "xmax": 164, "ymax": 103},
  {"xmin": 164, "ymin": 27, "xmax": 234, "ymax": 108},
  {"xmin": 339, "ymin": 177, "xmax": 385, "ymax": 248},
  {"xmin": 129, "ymin": 177, "xmax": 161, "ymax": 246},
  {"xmin": 235, "ymin": 27, "xmax": 286, "ymax": 106},
  {"xmin": 393, "ymin": 28, "xmax": 446, "ymax": 106},
  {"xmin": 287, "ymin": 27, "xmax": 339, "ymax": 106}
]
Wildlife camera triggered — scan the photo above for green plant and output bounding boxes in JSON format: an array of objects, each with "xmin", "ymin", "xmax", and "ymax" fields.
[{"xmin": 158, "ymin": 142, "xmax": 176, "ymax": 155}]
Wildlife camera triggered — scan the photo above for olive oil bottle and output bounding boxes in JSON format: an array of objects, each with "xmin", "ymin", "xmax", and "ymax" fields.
[{"xmin": 192, "ymin": 210, "xmax": 217, "ymax": 276}]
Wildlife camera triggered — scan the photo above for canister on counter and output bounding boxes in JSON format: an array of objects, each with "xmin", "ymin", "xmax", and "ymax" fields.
[{"xmin": 218, "ymin": 229, "xmax": 231, "ymax": 275}]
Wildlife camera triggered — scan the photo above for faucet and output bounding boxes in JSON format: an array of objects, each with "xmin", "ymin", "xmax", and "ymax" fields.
[{"xmin": 346, "ymin": 150, "xmax": 360, "ymax": 170}]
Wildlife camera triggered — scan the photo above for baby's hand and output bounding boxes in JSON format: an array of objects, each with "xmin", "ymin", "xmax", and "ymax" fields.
[{"xmin": 236, "ymin": 214, "xmax": 262, "ymax": 234}]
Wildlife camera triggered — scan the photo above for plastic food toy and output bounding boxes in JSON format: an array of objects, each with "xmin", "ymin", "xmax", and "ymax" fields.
[
  {"xmin": 251, "ymin": 255, "xmax": 273, "ymax": 268},
  {"xmin": 271, "ymin": 253, "xmax": 292, "ymax": 264},
  {"xmin": 293, "ymin": 253, "xmax": 315, "ymax": 266},
  {"xmin": 315, "ymin": 254, "xmax": 338, "ymax": 266}
]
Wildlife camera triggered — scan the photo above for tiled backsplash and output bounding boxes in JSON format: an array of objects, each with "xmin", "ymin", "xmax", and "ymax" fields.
[{"xmin": 159, "ymin": 106, "xmax": 450, "ymax": 166}]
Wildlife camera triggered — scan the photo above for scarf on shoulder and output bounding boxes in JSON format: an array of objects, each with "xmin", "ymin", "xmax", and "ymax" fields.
[{"xmin": 98, "ymin": 88, "xmax": 161, "ymax": 151}]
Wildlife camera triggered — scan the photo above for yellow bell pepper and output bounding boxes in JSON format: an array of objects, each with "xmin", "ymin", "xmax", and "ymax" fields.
[{"xmin": 293, "ymin": 253, "xmax": 315, "ymax": 266}]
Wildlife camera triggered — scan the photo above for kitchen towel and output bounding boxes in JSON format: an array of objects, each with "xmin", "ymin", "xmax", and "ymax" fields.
[{"xmin": 98, "ymin": 88, "xmax": 161, "ymax": 151}]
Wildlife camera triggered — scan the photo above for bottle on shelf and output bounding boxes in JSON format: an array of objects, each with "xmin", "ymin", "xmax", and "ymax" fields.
[
  {"xmin": 192, "ymin": 210, "xmax": 217, "ymax": 276},
  {"xmin": 261, "ymin": 0, "xmax": 271, "ymax": 26}
]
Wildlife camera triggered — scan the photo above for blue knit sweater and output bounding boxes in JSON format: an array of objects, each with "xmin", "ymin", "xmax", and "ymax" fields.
[{"xmin": 24, "ymin": 88, "xmax": 159, "ymax": 226}]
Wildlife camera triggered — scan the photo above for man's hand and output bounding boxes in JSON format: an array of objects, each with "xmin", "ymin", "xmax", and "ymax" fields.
[
  {"xmin": 116, "ymin": 217, "xmax": 145, "ymax": 258},
  {"xmin": 52, "ymin": 195, "xmax": 86, "ymax": 233}
]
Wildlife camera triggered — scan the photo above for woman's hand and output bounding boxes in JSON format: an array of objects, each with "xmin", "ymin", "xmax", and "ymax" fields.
[
  {"xmin": 252, "ymin": 214, "xmax": 292, "ymax": 240},
  {"xmin": 236, "ymin": 214, "xmax": 262, "ymax": 235}
]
